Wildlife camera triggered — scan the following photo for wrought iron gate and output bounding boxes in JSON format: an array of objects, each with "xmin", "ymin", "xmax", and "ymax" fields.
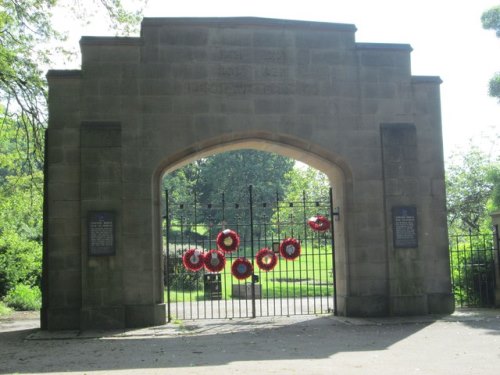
[
  {"xmin": 449, "ymin": 228, "xmax": 499, "ymax": 307},
  {"xmin": 164, "ymin": 186, "xmax": 337, "ymax": 321}
]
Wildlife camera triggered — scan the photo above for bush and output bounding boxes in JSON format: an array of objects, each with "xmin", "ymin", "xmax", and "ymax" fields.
[
  {"xmin": 0, "ymin": 301, "xmax": 12, "ymax": 317},
  {"xmin": 0, "ymin": 229, "xmax": 42, "ymax": 298},
  {"xmin": 165, "ymin": 255, "xmax": 203, "ymax": 291},
  {"xmin": 3, "ymin": 284, "xmax": 41, "ymax": 311}
]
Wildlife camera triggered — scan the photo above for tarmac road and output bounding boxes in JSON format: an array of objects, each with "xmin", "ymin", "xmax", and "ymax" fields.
[{"xmin": 0, "ymin": 309, "xmax": 499, "ymax": 375}]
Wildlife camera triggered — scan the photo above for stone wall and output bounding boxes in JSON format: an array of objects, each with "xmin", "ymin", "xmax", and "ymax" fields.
[{"xmin": 43, "ymin": 17, "xmax": 454, "ymax": 329}]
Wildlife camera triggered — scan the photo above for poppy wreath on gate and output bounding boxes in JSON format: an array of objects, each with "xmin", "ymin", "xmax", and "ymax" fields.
[
  {"xmin": 216, "ymin": 229, "xmax": 240, "ymax": 253},
  {"xmin": 279, "ymin": 237, "xmax": 301, "ymax": 261},
  {"xmin": 307, "ymin": 215, "xmax": 331, "ymax": 232},
  {"xmin": 182, "ymin": 248, "xmax": 205, "ymax": 272},
  {"xmin": 203, "ymin": 249, "xmax": 226, "ymax": 273},
  {"xmin": 231, "ymin": 257, "xmax": 253, "ymax": 280},
  {"xmin": 255, "ymin": 248, "xmax": 278, "ymax": 272}
]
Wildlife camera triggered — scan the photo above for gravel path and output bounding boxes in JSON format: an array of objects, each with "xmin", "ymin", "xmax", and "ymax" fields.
[{"xmin": 1, "ymin": 309, "xmax": 499, "ymax": 374}]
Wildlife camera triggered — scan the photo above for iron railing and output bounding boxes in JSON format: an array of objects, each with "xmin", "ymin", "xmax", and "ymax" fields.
[
  {"xmin": 449, "ymin": 230, "xmax": 497, "ymax": 307},
  {"xmin": 164, "ymin": 186, "xmax": 337, "ymax": 321}
]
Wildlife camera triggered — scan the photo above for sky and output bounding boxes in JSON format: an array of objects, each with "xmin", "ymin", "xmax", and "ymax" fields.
[{"xmin": 57, "ymin": 0, "xmax": 500, "ymax": 160}]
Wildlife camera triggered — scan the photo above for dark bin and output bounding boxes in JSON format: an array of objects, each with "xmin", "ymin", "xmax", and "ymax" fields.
[{"xmin": 204, "ymin": 273, "xmax": 222, "ymax": 300}]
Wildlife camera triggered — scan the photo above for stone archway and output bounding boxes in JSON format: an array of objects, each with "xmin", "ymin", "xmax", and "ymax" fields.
[
  {"xmin": 154, "ymin": 136, "xmax": 351, "ymax": 319},
  {"xmin": 43, "ymin": 17, "xmax": 454, "ymax": 330}
]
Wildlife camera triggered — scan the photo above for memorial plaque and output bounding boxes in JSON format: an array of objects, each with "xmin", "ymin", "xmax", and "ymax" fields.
[
  {"xmin": 392, "ymin": 206, "xmax": 418, "ymax": 248},
  {"xmin": 88, "ymin": 211, "xmax": 115, "ymax": 256}
]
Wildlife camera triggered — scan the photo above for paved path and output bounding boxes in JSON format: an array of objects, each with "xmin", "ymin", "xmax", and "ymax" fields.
[
  {"xmin": 1, "ymin": 309, "xmax": 499, "ymax": 374},
  {"xmin": 168, "ymin": 296, "xmax": 335, "ymax": 320}
]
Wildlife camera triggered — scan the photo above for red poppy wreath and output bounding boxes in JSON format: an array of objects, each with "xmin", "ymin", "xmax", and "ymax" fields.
[
  {"xmin": 279, "ymin": 238, "xmax": 301, "ymax": 260},
  {"xmin": 203, "ymin": 249, "xmax": 226, "ymax": 273},
  {"xmin": 255, "ymin": 248, "xmax": 278, "ymax": 272},
  {"xmin": 231, "ymin": 258, "xmax": 253, "ymax": 280},
  {"xmin": 307, "ymin": 215, "xmax": 331, "ymax": 232},
  {"xmin": 182, "ymin": 248, "xmax": 205, "ymax": 272},
  {"xmin": 216, "ymin": 229, "xmax": 240, "ymax": 253}
]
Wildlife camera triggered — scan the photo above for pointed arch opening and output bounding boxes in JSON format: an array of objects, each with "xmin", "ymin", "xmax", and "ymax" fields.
[{"xmin": 152, "ymin": 138, "xmax": 351, "ymax": 320}]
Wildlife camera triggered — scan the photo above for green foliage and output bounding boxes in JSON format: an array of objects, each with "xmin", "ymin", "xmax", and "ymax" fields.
[
  {"xmin": 164, "ymin": 150, "xmax": 296, "ymax": 238},
  {"xmin": 0, "ymin": 301, "xmax": 12, "ymax": 317},
  {"xmin": 166, "ymin": 242, "xmax": 334, "ymax": 303},
  {"xmin": 0, "ymin": 0, "xmax": 146, "ymax": 174},
  {"xmin": 196, "ymin": 149, "xmax": 295, "ymax": 204},
  {"xmin": 0, "ymin": 0, "xmax": 146, "ymax": 302},
  {"xmin": 64, "ymin": 0, "xmax": 148, "ymax": 36},
  {"xmin": 0, "ymin": 0, "xmax": 52, "ymax": 173},
  {"xmin": 270, "ymin": 166, "xmax": 330, "ymax": 236},
  {"xmin": 281, "ymin": 166, "xmax": 329, "ymax": 201},
  {"xmin": 0, "ymin": 230, "xmax": 42, "ymax": 297},
  {"xmin": 0, "ymin": 110, "xmax": 43, "ymax": 298},
  {"xmin": 3, "ymin": 284, "xmax": 41, "ymax": 311},
  {"xmin": 164, "ymin": 162, "xmax": 201, "ymax": 222},
  {"xmin": 487, "ymin": 164, "xmax": 500, "ymax": 210},
  {"xmin": 488, "ymin": 72, "xmax": 500, "ymax": 99},
  {"xmin": 449, "ymin": 233, "xmax": 496, "ymax": 307},
  {"xmin": 482, "ymin": 5, "xmax": 500, "ymax": 100},
  {"xmin": 167, "ymin": 255, "xmax": 203, "ymax": 291},
  {"xmin": 481, "ymin": 5, "xmax": 500, "ymax": 37},
  {"xmin": 446, "ymin": 143, "xmax": 498, "ymax": 233}
]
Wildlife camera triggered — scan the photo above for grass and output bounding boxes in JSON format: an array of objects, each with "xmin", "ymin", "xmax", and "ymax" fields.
[
  {"xmin": 0, "ymin": 301, "xmax": 13, "ymax": 318},
  {"xmin": 3, "ymin": 285, "xmax": 42, "ymax": 311},
  {"xmin": 165, "ymin": 243, "xmax": 335, "ymax": 302}
]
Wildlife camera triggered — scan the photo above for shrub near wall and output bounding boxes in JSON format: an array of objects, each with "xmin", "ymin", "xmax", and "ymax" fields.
[
  {"xmin": 3, "ymin": 284, "xmax": 42, "ymax": 311},
  {"xmin": 0, "ymin": 229, "xmax": 42, "ymax": 307}
]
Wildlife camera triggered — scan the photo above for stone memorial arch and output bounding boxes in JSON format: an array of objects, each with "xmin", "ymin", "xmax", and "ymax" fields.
[{"xmin": 43, "ymin": 17, "xmax": 454, "ymax": 330}]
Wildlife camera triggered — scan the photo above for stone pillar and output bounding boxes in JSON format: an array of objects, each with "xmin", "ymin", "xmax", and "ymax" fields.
[
  {"xmin": 43, "ymin": 71, "xmax": 83, "ymax": 330},
  {"xmin": 491, "ymin": 212, "xmax": 500, "ymax": 307},
  {"xmin": 80, "ymin": 122, "xmax": 125, "ymax": 329}
]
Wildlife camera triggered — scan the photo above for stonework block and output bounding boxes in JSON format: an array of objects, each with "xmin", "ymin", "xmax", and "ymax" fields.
[
  {"xmin": 125, "ymin": 304, "xmax": 166, "ymax": 328},
  {"xmin": 390, "ymin": 295, "xmax": 428, "ymax": 315},
  {"xmin": 159, "ymin": 27, "xmax": 209, "ymax": 46},
  {"xmin": 208, "ymin": 47, "xmax": 253, "ymax": 63},
  {"xmin": 209, "ymin": 29, "xmax": 253, "ymax": 46},
  {"xmin": 254, "ymin": 65, "xmax": 292, "ymax": 81},
  {"xmin": 139, "ymin": 79, "xmax": 184, "ymax": 95},
  {"xmin": 50, "ymin": 200, "xmax": 80, "ymax": 219},
  {"xmin": 81, "ymin": 306, "xmax": 125, "ymax": 329},
  {"xmin": 171, "ymin": 97, "xmax": 210, "ymax": 114},
  {"xmin": 254, "ymin": 97, "xmax": 294, "ymax": 114},
  {"xmin": 48, "ymin": 166, "xmax": 80, "ymax": 184},
  {"xmin": 158, "ymin": 46, "xmax": 208, "ymax": 63},
  {"xmin": 339, "ymin": 295, "xmax": 389, "ymax": 317},
  {"xmin": 82, "ymin": 44, "xmax": 140, "ymax": 64},
  {"xmin": 253, "ymin": 30, "xmax": 292, "ymax": 47},
  {"xmin": 170, "ymin": 63, "xmax": 208, "ymax": 79},
  {"xmin": 142, "ymin": 96, "xmax": 172, "ymax": 113},
  {"xmin": 81, "ymin": 122, "xmax": 121, "ymax": 148}
]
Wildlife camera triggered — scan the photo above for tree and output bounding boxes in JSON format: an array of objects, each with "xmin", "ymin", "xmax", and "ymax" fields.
[
  {"xmin": 0, "ymin": 0, "xmax": 146, "ymax": 306},
  {"xmin": 446, "ymin": 141, "xmax": 499, "ymax": 233},
  {"xmin": 163, "ymin": 150, "xmax": 296, "ymax": 238},
  {"xmin": 0, "ymin": 0, "xmax": 147, "ymax": 174},
  {"xmin": 481, "ymin": 5, "xmax": 500, "ymax": 100},
  {"xmin": 486, "ymin": 164, "xmax": 500, "ymax": 211},
  {"xmin": 0, "ymin": 107, "xmax": 43, "ymax": 297},
  {"xmin": 481, "ymin": 5, "xmax": 500, "ymax": 36},
  {"xmin": 280, "ymin": 165, "xmax": 330, "ymax": 203},
  {"xmin": 269, "ymin": 166, "xmax": 330, "ymax": 237}
]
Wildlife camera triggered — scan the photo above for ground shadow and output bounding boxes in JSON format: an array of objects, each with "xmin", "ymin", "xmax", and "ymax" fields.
[
  {"xmin": 449, "ymin": 308, "xmax": 500, "ymax": 335},
  {"xmin": 0, "ymin": 316, "xmax": 433, "ymax": 374}
]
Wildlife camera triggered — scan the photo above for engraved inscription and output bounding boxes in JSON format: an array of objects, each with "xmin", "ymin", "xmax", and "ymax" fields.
[
  {"xmin": 392, "ymin": 206, "xmax": 418, "ymax": 248},
  {"xmin": 88, "ymin": 212, "xmax": 115, "ymax": 255}
]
